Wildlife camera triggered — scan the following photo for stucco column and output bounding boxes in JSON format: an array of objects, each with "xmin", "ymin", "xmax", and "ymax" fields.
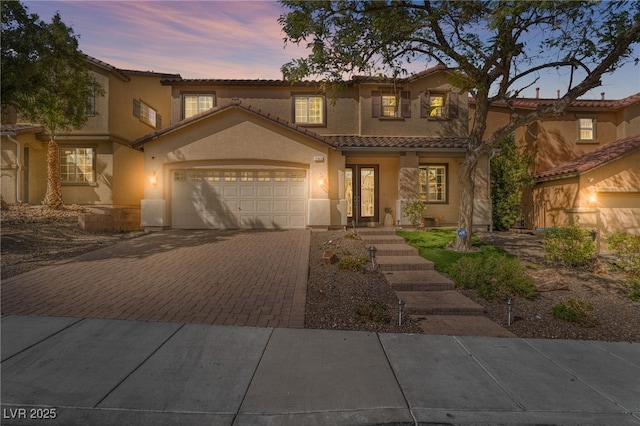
[{"xmin": 397, "ymin": 152, "xmax": 420, "ymax": 225}]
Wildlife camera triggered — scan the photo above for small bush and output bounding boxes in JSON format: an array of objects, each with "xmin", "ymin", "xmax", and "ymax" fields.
[
  {"xmin": 337, "ymin": 255, "xmax": 368, "ymax": 271},
  {"xmin": 607, "ymin": 232, "xmax": 640, "ymax": 277},
  {"xmin": 543, "ymin": 226, "xmax": 595, "ymax": 267},
  {"xmin": 552, "ymin": 299, "xmax": 599, "ymax": 327},
  {"xmin": 354, "ymin": 301, "xmax": 389, "ymax": 324},
  {"xmin": 402, "ymin": 200, "xmax": 425, "ymax": 228},
  {"xmin": 343, "ymin": 231, "xmax": 358, "ymax": 239},
  {"xmin": 448, "ymin": 255, "xmax": 538, "ymax": 300}
]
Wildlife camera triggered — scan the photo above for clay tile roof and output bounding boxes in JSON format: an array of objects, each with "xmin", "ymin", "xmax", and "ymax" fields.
[
  {"xmin": 534, "ymin": 134, "xmax": 640, "ymax": 181},
  {"xmin": 0, "ymin": 124, "xmax": 44, "ymax": 135},
  {"xmin": 160, "ymin": 78, "xmax": 321, "ymax": 87},
  {"xmin": 475, "ymin": 92, "xmax": 640, "ymax": 110},
  {"xmin": 330, "ymin": 135, "xmax": 468, "ymax": 150}
]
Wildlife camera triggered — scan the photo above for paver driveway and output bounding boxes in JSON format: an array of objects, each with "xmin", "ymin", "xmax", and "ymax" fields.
[{"xmin": 1, "ymin": 230, "xmax": 309, "ymax": 328}]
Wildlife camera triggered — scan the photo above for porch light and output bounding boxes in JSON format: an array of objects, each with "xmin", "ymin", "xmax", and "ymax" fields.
[
  {"xmin": 149, "ymin": 172, "xmax": 158, "ymax": 187},
  {"xmin": 317, "ymin": 174, "xmax": 325, "ymax": 186},
  {"xmin": 588, "ymin": 190, "xmax": 597, "ymax": 205}
]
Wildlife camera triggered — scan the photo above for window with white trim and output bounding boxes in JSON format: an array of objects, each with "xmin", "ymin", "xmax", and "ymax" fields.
[
  {"xmin": 184, "ymin": 94, "xmax": 215, "ymax": 119},
  {"xmin": 294, "ymin": 95, "xmax": 324, "ymax": 124},
  {"xmin": 578, "ymin": 117, "xmax": 596, "ymax": 141},
  {"xmin": 419, "ymin": 164, "xmax": 448, "ymax": 203},
  {"xmin": 59, "ymin": 147, "xmax": 95, "ymax": 184}
]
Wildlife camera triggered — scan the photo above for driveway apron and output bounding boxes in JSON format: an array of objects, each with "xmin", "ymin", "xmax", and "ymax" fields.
[{"xmin": 1, "ymin": 230, "xmax": 310, "ymax": 328}]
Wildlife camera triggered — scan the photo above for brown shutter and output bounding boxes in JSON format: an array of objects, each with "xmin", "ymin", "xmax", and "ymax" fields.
[
  {"xmin": 448, "ymin": 92, "xmax": 459, "ymax": 119},
  {"xmin": 420, "ymin": 91, "xmax": 431, "ymax": 118},
  {"xmin": 401, "ymin": 91, "xmax": 411, "ymax": 118},
  {"xmin": 156, "ymin": 114, "xmax": 162, "ymax": 129},
  {"xmin": 133, "ymin": 98, "xmax": 141, "ymax": 118},
  {"xmin": 371, "ymin": 90, "xmax": 381, "ymax": 117}
]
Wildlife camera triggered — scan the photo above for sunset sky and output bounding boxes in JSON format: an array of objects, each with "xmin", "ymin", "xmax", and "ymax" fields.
[{"xmin": 23, "ymin": 1, "xmax": 640, "ymax": 99}]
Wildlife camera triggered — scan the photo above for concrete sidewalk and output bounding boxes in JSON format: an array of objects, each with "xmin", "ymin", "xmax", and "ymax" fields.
[{"xmin": 2, "ymin": 315, "xmax": 639, "ymax": 425}]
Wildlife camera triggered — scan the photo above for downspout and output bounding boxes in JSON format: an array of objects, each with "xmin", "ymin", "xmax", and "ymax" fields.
[{"xmin": 6, "ymin": 134, "xmax": 22, "ymax": 203}]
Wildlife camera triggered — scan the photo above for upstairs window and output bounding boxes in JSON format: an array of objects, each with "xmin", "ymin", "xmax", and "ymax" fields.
[
  {"xmin": 184, "ymin": 94, "xmax": 215, "ymax": 119},
  {"xmin": 578, "ymin": 117, "xmax": 596, "ymax": 141},
  {"xmin": 419, "ymin": 164, "xmax": 448, "ymax": 203},
  {"xmin": 372, "ymin": 90, "xmax": 411, "ymax": 118},
  {"xmin": 60, "ymin": 147, "xmax": 95, "ymax": 184},
  {"xmin": 294, "ymin": 95, "xmax": 325, "ymax": 125},
  {"xmin": 133, "ymin": 99, "xmax": 162, "ymax": 129},
  {"xmin": 420, "ymin": 92, "xmax": 458, "ymax": 119}
]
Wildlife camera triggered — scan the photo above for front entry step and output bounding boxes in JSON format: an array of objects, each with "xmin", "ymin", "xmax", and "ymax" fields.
[
  {"xmin": 373, "ymin": 244, "xmax": 418, "ymax": 256},
  {"xmin": 397, "ymin": 290, "xmax": 486, "ymax": 316},
  {"xmin": 376, "ymin": 256, "xmax": 434, "ymax": 271},
  {"xmin": 411, "ymin": 315, "xmax": 516, "ymax": 338},
  {"xmin": 360, "ymin": 234, "xmax": 406, "ymax": 245},
  {"xmin": 383, "ymin": 271, "xmax": 455, "ymax": 291}
]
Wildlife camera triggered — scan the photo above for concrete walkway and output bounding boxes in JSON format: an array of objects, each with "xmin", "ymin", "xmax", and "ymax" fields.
[
  {"xmin": 2, "ymin": 315, "xmax": 639, "ymax": 425},
  {"xmin": 1, "ymin": 230, "xmax": 309, "ymax": 328}
]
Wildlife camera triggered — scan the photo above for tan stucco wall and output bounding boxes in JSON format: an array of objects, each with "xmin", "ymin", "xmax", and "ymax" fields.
[
  {"xmin": 358, "ymin": 75, "xmax": 468, "ymax": 137},
  {"xmin": 112, "ymin": 144, "xmax": 144, "ymax": 207},
  {"xmin": 109, "ymin": 74, "xmax": 173, "ymax": 142},
  {"xmin": 169, "ymin": 85, "xmax": 360, "ymax": 136},
  {"xmin": 141, "ymin": 108, "xmax": 337, "ymax": 227}
]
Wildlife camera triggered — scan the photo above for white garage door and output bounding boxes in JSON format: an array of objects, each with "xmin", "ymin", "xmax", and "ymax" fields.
[{"xmin": 171, "ymin": 169, "xmax": 307, "ymax": 229}]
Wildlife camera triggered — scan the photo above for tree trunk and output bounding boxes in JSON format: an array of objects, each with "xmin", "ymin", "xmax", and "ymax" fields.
[
  {"xmin": 43, "ymin": 139, "xmax": 64, "ymax": 209},
  {"xmin": 453, "ymin": 154, "xmax": 479, "ymax": 252}
]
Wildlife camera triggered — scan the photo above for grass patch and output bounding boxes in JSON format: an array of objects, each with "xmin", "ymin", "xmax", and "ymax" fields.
[
  {"xmin": 397, "ymin": 229, "xmax": 504, "ymax": 273},
  {"xmin": 627, "ymin": 277, "xmax": 640, "ymax": 303},
  {"xmin": 552, "ymin": 299, "xmax": 599, "ymax": 327},
  {"xmin": 398, "ymin": 229, "xmax": 537, "ymax": 300}
]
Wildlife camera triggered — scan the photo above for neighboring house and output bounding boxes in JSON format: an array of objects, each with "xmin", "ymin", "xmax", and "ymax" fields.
[
  {"xmin": 474, "ymin": 93, "xmax": 640, "ymax": 247},
  {"xmin": 1, "ymin": 56, "xmax": 180, "ymax": 229},
  {"xmin": 131, "ymin": 66, "xmax": 491, "ymax": 231}
]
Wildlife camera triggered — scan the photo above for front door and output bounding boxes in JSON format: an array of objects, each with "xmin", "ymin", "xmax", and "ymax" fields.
[{"xmin": 346, "ymin": 165, "xmax": 379, "ymax": 225}]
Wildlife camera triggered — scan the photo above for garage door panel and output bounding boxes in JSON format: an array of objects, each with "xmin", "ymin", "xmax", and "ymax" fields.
[{"xmin": 172, "ymin": 169, "xmax": 307, "ymax": 229}]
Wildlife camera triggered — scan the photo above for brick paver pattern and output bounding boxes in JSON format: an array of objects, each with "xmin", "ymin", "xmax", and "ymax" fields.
[{"xmin": 1, "ymin": 230, "xmax": 309, "ymax": 328}]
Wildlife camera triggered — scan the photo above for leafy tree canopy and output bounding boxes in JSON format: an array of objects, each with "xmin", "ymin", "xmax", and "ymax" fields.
[{"xmin": 1, "ymin": 0, "xmax": 101, "ymax": 136}]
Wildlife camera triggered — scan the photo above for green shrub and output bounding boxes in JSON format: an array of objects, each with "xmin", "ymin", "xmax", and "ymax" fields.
[
  {"xmin": 402, "ymin": 200, "xmax": 425, "ymax": 228},
  {"xmin": 607, "ymin": 232, "xmax": 640, "ymax": 277},
  {"xmin": 552, "ymin": 299, "xmax": 599, "ymax": 327},
  {"xmin": 448, "ymin": 255, "xmax": 538, "ymax": 300},
  {"xmin": 354, "ymin": 301, "xmax": 389, "ymax": 324},
  {"xmin": 627, "ymin": 277, "xmax": 640, "ymax": 303},
  {"xmin": 543, "ymin": 226, "xmax": 595, "ymax": 267},
  {"xmin": 343, "ymin": 231, "xmax": 358, "ymax": 239},
  {"xmin": 337, "ymin": 255, "xmax": 368, "ymax": 271}
]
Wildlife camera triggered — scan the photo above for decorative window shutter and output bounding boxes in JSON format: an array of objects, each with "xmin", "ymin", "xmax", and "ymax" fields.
[
  {"xmin": 401, "ymin": 91, "xmax": 411, "ymax": 118},
  {"xmin": 448, "ymin": 92, "xmax": 459, "ymax": 119},
  {"xmin": 420, "ymin": 91, "xmax": 431, "ymax": 118},
  {"xmin": 133, "ymin": 98, "xmax": 141, "ymax": 118},
  {"xmin": 156, "ymin": 114, "xmax": 162, "ymax": 129},
  {"xmin": 371, "ymin": 91, "xmax": 381, "ymax": 117}
]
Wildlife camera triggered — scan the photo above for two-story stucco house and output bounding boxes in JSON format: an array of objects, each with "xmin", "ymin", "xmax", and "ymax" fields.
[
  {"xmin": 131, "ymin": 66, "xmax": 490, "ymax": 231},
  {"xmin": 474, "ymin": 92, "xmax": 640, "ymax": 246}
]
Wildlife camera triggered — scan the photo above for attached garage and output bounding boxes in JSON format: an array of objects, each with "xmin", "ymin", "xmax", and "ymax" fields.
[{"xmin": 171, "ymin": 168, "xmax": 307, "ymax": 229}]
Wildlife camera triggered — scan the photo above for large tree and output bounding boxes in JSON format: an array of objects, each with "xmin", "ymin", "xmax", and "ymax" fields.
[
  {"xmin": 279, "ymin": 0, "xmax": 640, "ymax": 250},
  {"xmin": 1, "ymin": 1, "xmax": 101, "ymax": 208}
]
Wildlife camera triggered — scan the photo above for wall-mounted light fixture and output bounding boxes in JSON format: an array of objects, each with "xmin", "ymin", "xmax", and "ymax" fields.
[
  {"xmin": 317, "ymin": 174, "xmax": 325, "ymax": 186},
  {"xmin": 149, "ymin": 171, "xmax": 158, "ymax": 187}
]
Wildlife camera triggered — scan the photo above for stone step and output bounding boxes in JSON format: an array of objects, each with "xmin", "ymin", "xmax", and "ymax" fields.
[
  {"xmin": 360, "ymin": 234, "xmax": 406, "ymax": 245},
  {"xmin": 373, "ymin": 244, "xmax": 418, "ymax": 256},
  {"xmin": 355, "ymin": 227, "xmax": 397, "ymax": 236},
  {"xmin": 383, "ymin": 270, "xmax": 455, "ymax": 291},
  {"xmin": 376, "ymin": 256, "xmax": 434, "ymax": 271},
  {"xmin": 410, "ymin": 315, "xmax": 516, "ymax": 338},
  {"xmin": 397, "ymin": 290, "xmax": 485, "ymax": 316}
]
